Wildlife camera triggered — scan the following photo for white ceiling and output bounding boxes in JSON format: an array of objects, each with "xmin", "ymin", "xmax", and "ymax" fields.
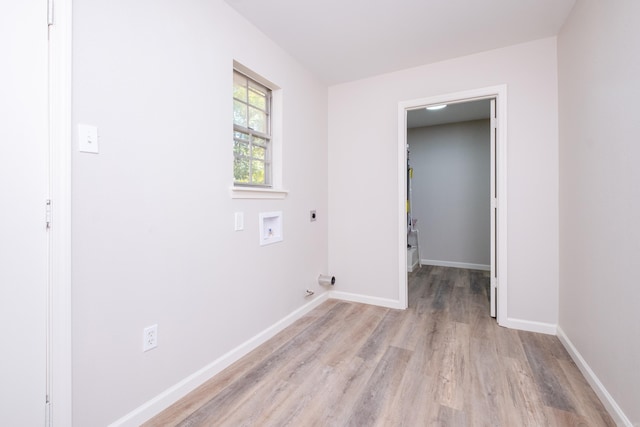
[
  {"xmin": 407, "ymin": 99, "xmax": 490, "ymax": 129},
  {"xmin": 224, "ymin": 0, "xmax": 575, "ymax": 85}
]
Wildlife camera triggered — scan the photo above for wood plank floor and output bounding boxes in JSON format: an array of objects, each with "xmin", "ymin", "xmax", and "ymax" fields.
[{"xmin": 145, "ymin": 266, "xmax": 615, "ymax": 426}]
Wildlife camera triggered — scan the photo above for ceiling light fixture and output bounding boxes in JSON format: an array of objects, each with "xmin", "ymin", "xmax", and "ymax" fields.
[{"xmin": 426, "ymin": 104, "xmax": 447, "ymax": 110}]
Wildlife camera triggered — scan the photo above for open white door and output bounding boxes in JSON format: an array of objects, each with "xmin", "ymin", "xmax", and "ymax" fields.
[
  {"xmin": 490, "ymin": 99, "xmax": 497, "ymax": 318},
  {"xmin": 0, "ymin": 1, "xmax": 50, "ymax": 424}
]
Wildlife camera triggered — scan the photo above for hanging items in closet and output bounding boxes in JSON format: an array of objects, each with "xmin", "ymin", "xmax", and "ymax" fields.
[
  {"xmin": 407, "ymin": 146, "xmax": 421, "ymax": 270},
  {"xmin": 407, "ymin": 148, "xmax": 413, "ymax": 238}
]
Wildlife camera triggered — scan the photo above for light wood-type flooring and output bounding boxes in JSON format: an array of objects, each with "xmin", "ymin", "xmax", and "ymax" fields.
[{"xmin": 145, "ymin": 266, "xmax": 615, "ymax": 426}]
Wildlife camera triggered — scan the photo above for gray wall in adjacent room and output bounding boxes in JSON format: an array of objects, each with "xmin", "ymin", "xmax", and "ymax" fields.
[{"xmin": 408, "ymin": 119, "xmax": 490, "ymax": 267}]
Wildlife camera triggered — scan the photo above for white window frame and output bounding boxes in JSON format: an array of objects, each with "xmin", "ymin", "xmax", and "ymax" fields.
[
  {"xmin": 233, "ymin": 70, "xmax": 272, "ymax": 187},
  {"xmin": 231, "ymin": 61, "xmax": 287, "ymax": 199}
]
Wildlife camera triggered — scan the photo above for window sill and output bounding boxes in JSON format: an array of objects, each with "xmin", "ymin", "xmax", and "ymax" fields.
[{"xmin": 230, "ymin": 186, "xmax": 289, "ymax": 199}]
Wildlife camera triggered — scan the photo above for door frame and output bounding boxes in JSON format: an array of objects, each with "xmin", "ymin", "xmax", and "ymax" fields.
[
  {"xmin": 49, "ymin": 0, "xmax": 73, "ymax": 424},
  {"xmin": 397, "ymin": 85, "xmax": 508, "ymax": 326}
]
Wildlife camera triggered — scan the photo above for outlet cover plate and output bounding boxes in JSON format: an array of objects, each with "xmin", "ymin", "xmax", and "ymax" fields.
[{"xmin": 143, "ymin": 324, "xmax": 158, "ymax": 352}]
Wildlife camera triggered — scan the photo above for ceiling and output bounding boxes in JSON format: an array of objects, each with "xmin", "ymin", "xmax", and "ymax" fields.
[
  {"xmin": 224, "ymin": 0, "xmax": 575, "ymax": 85},
  {"xmin": 407, "ymin": 99, "xmax": 490, "ymax": 129}
]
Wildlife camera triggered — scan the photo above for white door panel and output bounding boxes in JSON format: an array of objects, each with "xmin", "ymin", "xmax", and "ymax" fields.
[
  {"xmin": 490, "ymin": 98, "xmax": 497, "ymax": 318},
  {"xmin": 0, "ymin": 1, "xmax": 49, "ymax": 424}
]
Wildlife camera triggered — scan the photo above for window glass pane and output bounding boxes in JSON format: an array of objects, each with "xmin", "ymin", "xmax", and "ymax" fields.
[
  {"xmin": 233, "ymin": 73, "xmax": 248, "ymax": 102},
  {"xmin": 233, "ymin": 100, "xmax": 247, "ymax": 127},
  {"xmin": 233, "ymin": 140, "xmax": 249, "ymax": 157},
  {"xmin": 251, "ymin": 160, "xmax": 265, "ymax": 185},
  {"xmin": 234, "ymin": 157, "xmax": 250, "ymax": 183},
  {"xmin": 248, "ymin": 107, "xmax": 266, "ymax": 133},
  {"xmin": 233, "ymin": 83, "xmax": 247, "ymax": 101},
  {"xmin": 234, "ymin": 131, "xmax": 249, "ymax": 141},
  {"xmin": 233, "ymin": 72, "xmax": 246, "ymax": 85},
  {"xmin": 252, "ymin": 145, "xmax": 265, "ymax": 160},
  {"xmin": 248, "ymin": 80, "xmax": 267, "ymax": 95},
  {"xmin": 253, "ymin": 136, "xmax": 267, "ymax": 147},
  {"xmin": 248, "ymin": 89, "xmax": 266, "ymax": 110}
]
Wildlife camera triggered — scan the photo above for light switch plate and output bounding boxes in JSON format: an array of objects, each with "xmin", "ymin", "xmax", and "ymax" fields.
[
  {"xmin": 234, "ymin": 212, "xmax": 244, "ymax": 231},
  {"xmin": 78, "ymin": 123, "xmax": 99, "ymax": 153}
]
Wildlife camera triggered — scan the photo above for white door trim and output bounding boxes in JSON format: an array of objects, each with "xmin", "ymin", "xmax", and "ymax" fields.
[
  {"xmin": 490, "ymin": 98, "xmax": 497, "ymax": 318},
  {"xmin": 48, "ymin": 0, "xmax": 73, "ymax": 424},
  {"xmin": 397, "ymin": 85, "xmax": 508, "ymax": 326}
]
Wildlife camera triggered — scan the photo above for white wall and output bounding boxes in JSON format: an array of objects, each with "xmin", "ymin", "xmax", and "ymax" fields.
[
  {"xmin": 72, "ymin": 0, "xmax": 328, "ymax": 424},
  {"xmin": 558, "ymin": 1, "xmax": 640, "ymax": 424},
  {"xmin": 328, "ymin": 38, "xmax": 559, "ymax": 326},
  {"xmin": 408, "ymin": 120, "xmax": 490, "ymax": 267}
]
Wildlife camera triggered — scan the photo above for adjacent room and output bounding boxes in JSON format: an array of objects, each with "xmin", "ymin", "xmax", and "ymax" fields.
[
  {"xmin": 406, "ymin": 100, "xmax": 492, "ymax": 274},
  {"xmin": 2, "ymin": 0, "xmax": 638, "ymax": 426}
]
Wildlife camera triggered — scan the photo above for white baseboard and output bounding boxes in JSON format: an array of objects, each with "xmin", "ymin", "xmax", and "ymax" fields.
[
  {"xmin": 420, "ymin": 259, "xmax": 490, "ymax": 271},
  {"xmin": 108, "ymin": 292, "xmax": 330, "ymax": 427},
  {"xmin": 557, "ymin": 327, "xmax": 633, "ymax": 427},
  {"xmin": 330, "ymin": 290, "xmax": 403, "ymax": 309},
  {"xmin": 111, "ymin": 289, "xmax": 629, "ymax": 427},
  {"xmin": 502, "ymin": 317, "xmax": 557, "ymax": 335}
]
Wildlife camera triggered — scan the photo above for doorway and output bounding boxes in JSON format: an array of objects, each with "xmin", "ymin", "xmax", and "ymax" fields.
[
  {"xmin": 397, "ymin": 86, "xmax": 507, "ymax": 325},
  {"xmin": 406, "ymin": 99, "xmax": 492, "ymax": 318}
]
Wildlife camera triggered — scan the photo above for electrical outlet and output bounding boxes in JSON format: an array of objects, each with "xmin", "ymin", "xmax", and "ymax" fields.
[{"xmin": 143, "ymin": 324, "xmax": 158, "ymax": 352}]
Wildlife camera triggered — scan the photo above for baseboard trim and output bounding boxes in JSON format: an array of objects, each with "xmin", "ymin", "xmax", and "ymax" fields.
[
  {"xmin": 420, "ymin": 259, "xmax": 490, "ymax": 271},
  {"xmin": 108, "ymin": 292, "xmax": 330, "ymax": 427},
  {"xmin": 502, "ymin": 317, "xmax": 557, "ymax": 335},
  {"xmin": 557, "ymin": 327, "xmax": 633, "ymax": 427},
  {"xmin": 330, "ymin": 290, "xmax": 404, "ymax": 309}
]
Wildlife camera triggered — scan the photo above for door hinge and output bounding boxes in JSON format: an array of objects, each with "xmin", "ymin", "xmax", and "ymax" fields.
[
  {"xmin": 47, "ymin": 0, "xmax": 54, "ymax": 26},
  {"xmin": 46, "ymin": 199, "xmax": 52, "ymax": 229}
]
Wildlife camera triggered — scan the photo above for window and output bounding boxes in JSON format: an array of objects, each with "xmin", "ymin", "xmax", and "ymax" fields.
[{"xmin": 233, "ymin": 70, "xmax": 272, "ymax": 186}]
